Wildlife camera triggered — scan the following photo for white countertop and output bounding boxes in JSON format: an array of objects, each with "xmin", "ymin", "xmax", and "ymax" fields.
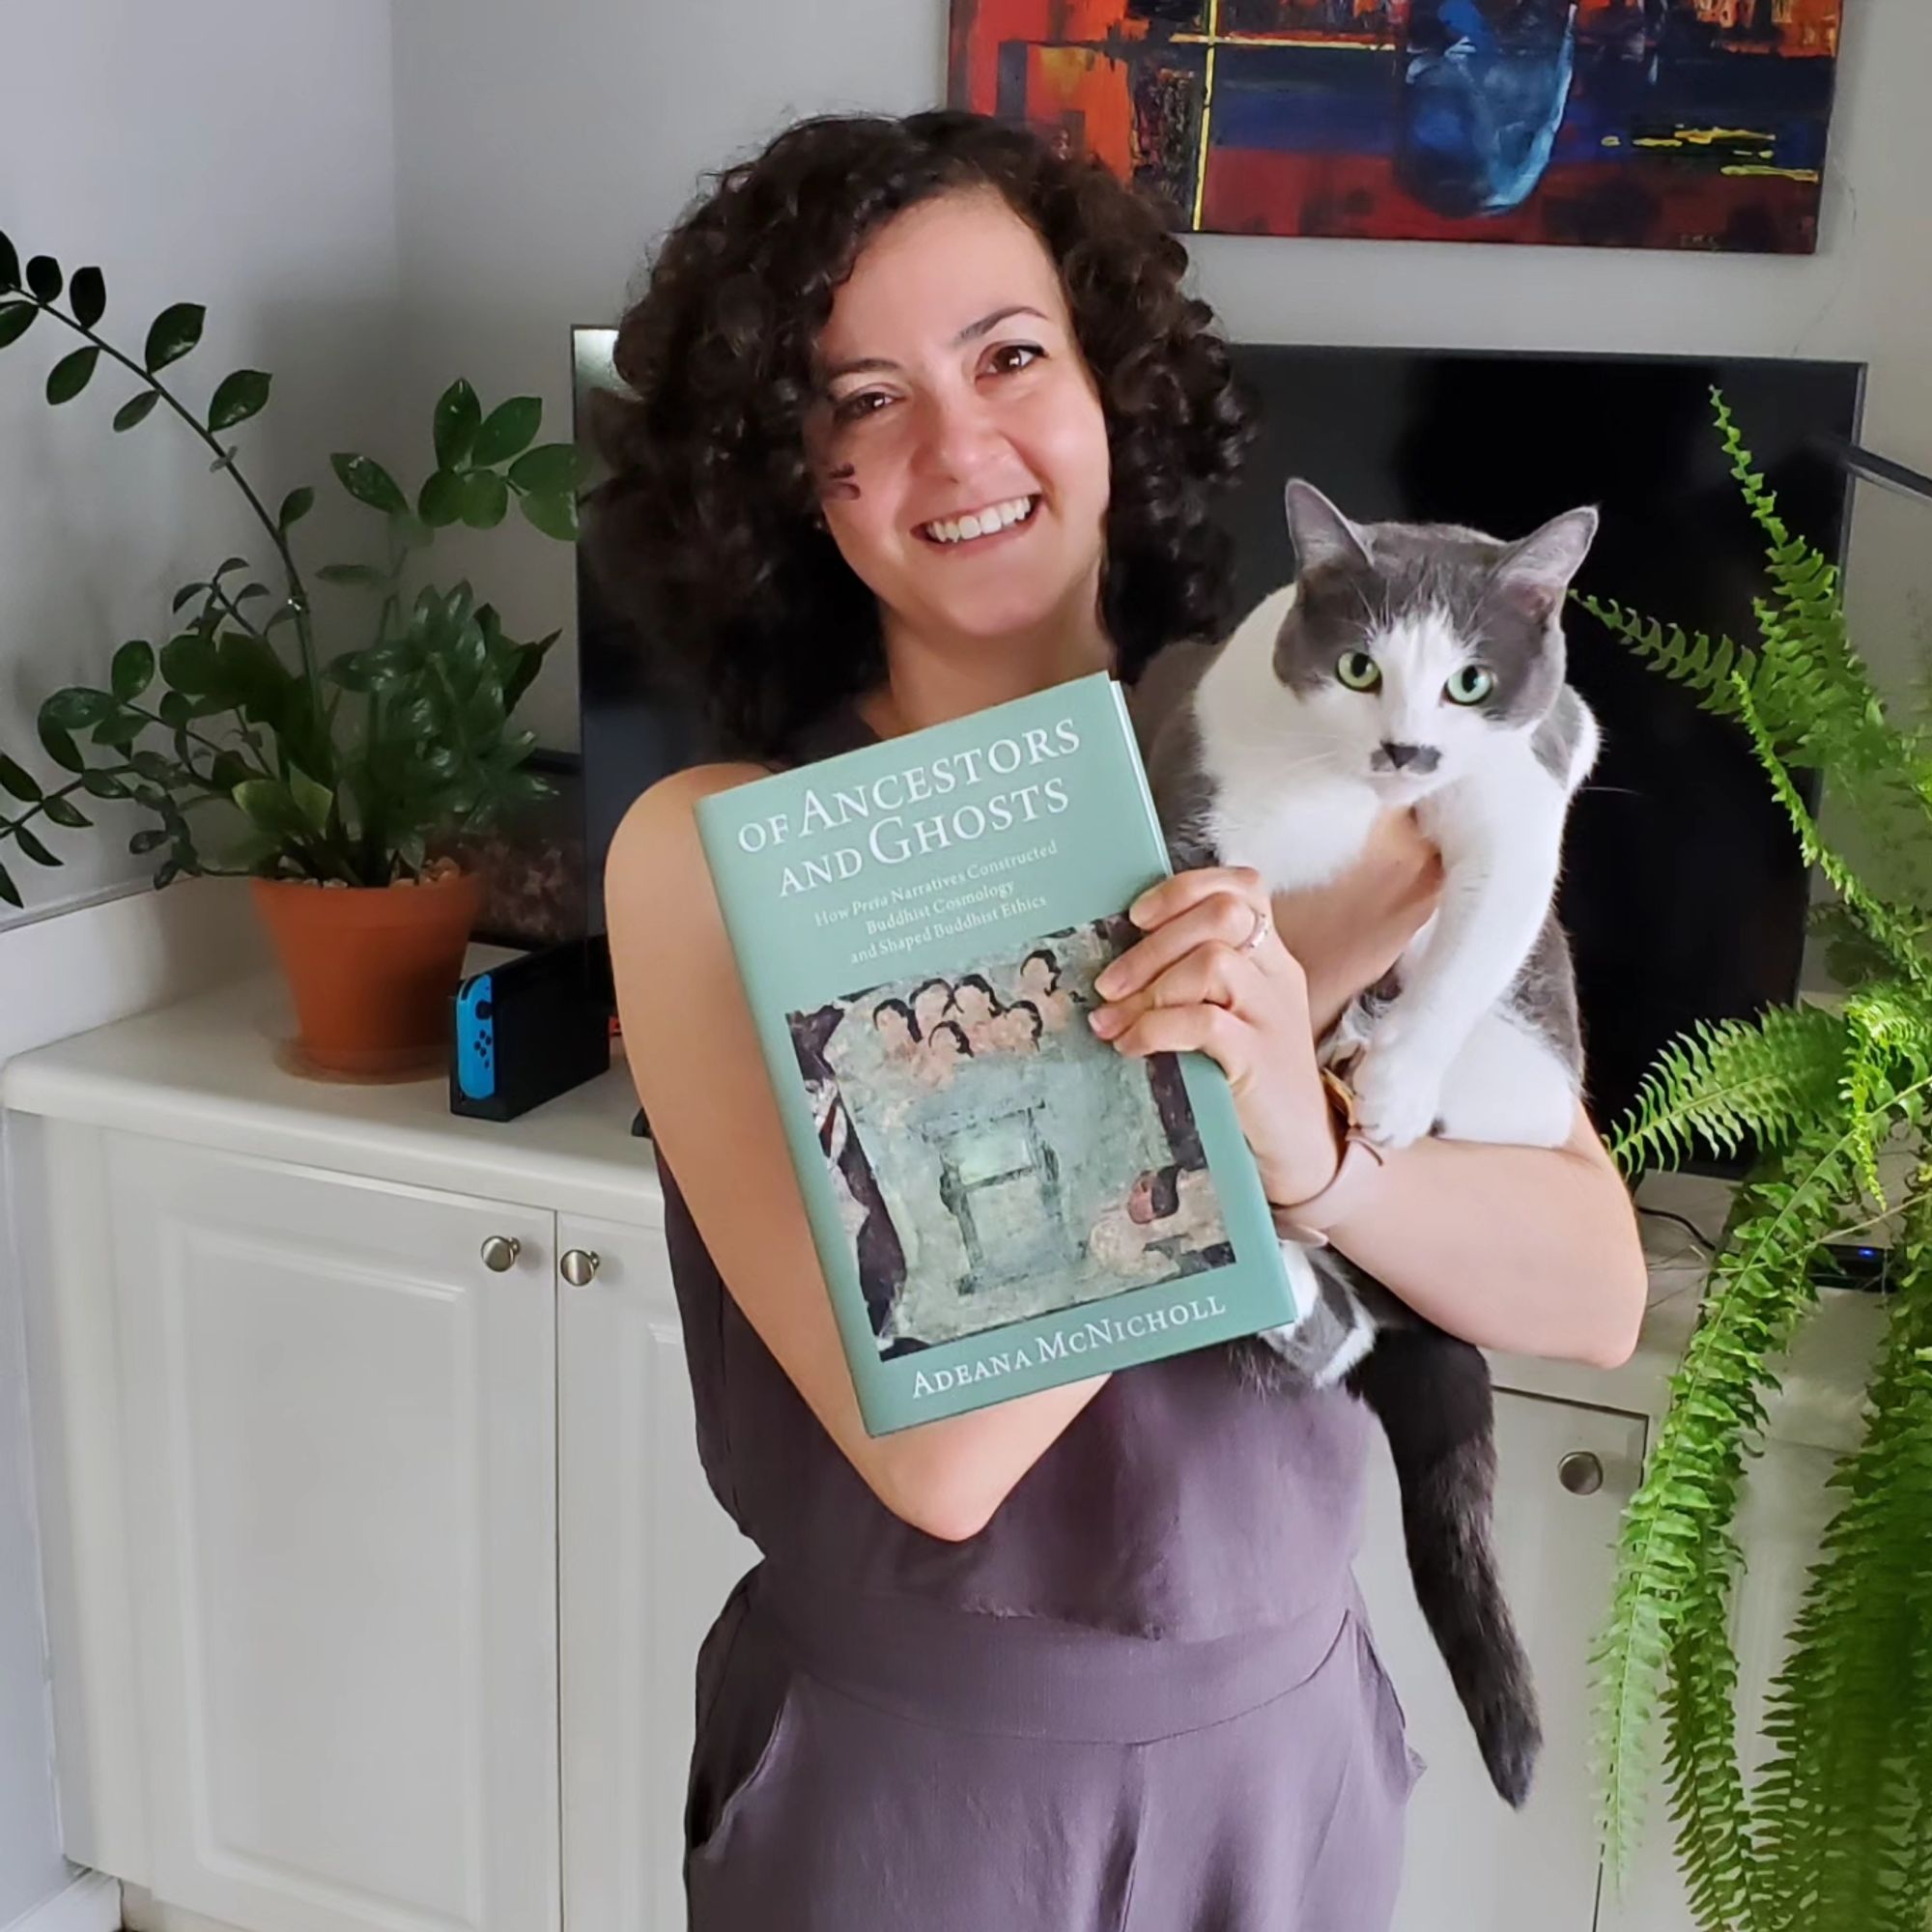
[
  {"xmin": 0, "ymin": 952, "xmax": 666, "ymax": 1229},
  {"xmin": 1, "ymin": 955, "xmax": 1882, "ymax": 1447}
]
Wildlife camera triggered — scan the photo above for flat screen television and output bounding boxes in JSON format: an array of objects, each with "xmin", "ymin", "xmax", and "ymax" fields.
[{"xmin": 570, "ymin": 333, "xmax": 1864, "ymax": 1162}]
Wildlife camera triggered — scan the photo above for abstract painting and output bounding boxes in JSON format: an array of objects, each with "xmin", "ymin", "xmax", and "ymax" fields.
[{"xmin": 948, "ymin": 2, "xmax": 1842, "ymax": 251}]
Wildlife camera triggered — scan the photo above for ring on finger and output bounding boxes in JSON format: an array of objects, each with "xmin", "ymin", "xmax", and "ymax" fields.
[{"xmin": 1238, "ymin": 903, "xmax": 1269, "ymax": 954}]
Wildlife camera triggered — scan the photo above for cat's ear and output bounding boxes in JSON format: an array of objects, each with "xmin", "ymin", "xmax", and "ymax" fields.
[
  {"xmin": 1492, "ymin": 506, "xmax": 1600, "ymax": 621},
  {"xmin": 1284, "ymin": 479, "xmax": 1371, "ymax": 577}
]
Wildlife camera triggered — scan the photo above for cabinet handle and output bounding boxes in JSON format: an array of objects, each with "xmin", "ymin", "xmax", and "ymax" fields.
[
  {"xmin": 559, "ymin": 1248, "xmax": 601, "ymax": 1288},
  {"xmin": 1558, "ymin": 1450, "xmax": 1605, "ymax": 1496},
  {"xmin": 480, "ymin": 1235, "xmax": 522, "ymax": 1273}
]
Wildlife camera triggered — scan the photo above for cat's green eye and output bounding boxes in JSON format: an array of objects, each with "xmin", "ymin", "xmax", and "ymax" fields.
[
  {"xmin": 1336, "ymin": 650, "xmax": 1381, "ymax": 692},
  {"xmin": 1445, "ymin": 665, "xmax": 1495, "ymax": 706}
]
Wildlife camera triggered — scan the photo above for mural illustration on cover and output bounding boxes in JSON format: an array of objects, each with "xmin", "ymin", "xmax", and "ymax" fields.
[{"xmin": 788, "ymin": 913, "xmax": 1234, "ymax": 1358}]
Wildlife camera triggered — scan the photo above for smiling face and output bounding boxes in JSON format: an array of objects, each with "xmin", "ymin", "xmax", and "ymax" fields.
[{"xmin": 806, "ymin": 188, "xmax": 1113, "ymax": 661}]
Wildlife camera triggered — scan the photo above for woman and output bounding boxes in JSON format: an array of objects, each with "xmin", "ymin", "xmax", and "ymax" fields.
[{"xmin": 593, "ymin": 109, "xmax": 1645, "ymax": 1931}]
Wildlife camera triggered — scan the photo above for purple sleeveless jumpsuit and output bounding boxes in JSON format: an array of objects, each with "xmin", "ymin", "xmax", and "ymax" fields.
[{"xmin": 662, "ymin": 702, "xmax": 1423, "ymax": 1931}]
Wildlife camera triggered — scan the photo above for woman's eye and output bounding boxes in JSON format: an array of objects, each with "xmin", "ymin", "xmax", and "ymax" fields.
[
  {"xmin": 1445, "ymin": 665, "xmax": 1496, "ymax": 705},
  {"xmin": 832, "ymin": 390, "xmax": 890, "ymax": 425},
  {"xmin": 1336, "ymin": 650, "xmax": 1381, "ymax": 692},
  {"xmin": 985, "ymin": 343, "xmax": 1041, "ymax": 376}
]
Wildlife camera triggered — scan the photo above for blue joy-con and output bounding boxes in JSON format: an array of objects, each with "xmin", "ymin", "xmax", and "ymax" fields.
[{"xmin": 455, "ymin": 972, "xmax": 497, "ymax": 1099}]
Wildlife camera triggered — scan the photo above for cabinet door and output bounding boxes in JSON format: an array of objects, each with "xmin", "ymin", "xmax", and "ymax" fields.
[
  {"xmin": 1354, "ymin": 1389, "xmax": 1647, "ymax": 1932},
  {"xmin": 107, "ymin": 1136, "xmax": 559, "ymax": 1932},
  {"xmin": 555, "ymin": 1213, "xmax": 759, "ymax": 1932}
]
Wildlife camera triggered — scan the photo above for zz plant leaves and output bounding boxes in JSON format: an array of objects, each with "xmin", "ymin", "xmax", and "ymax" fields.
[{"xmin": 1, "ymin": 234, "xmax": 565, "ymax": 894}]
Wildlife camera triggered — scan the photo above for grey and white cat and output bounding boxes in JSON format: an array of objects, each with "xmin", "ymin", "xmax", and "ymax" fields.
[{"xmin": 1131, "ymin": 479, "xmax": 1602, "ymax": 1805}]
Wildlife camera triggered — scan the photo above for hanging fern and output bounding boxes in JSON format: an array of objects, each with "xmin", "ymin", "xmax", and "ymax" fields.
[
  {"xmin": 1749, "ymin": 1179, "xmax": 1932, "ymax": 1932},
  {"xmin": 1588, "ymin": 392, "xmax": 1932, "ymax": 1930}
]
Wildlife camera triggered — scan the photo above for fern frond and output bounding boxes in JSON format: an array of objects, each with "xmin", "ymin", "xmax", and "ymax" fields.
[
  {"xmin": 1595, "ymin": 1119, "xmax": 1863, "ymax": 1888},
  {"xmin": 1730, "ymin": 672, "xmax": 1932, "ymax": 992},
  {"xmin": 1575, "ymin": 593, "xmax": 1748, "ymax": 717},
  {"xmin": 1838, "ymin": 984, "xmax": 1932, "ymax": 1206},
  {"xmin": 1666, "ymin": 1558, "xmax": 1761, "ymax": 1932},
  {"xmin": 1608, "ymin": 1004, "xmax": 1850, "ymax": 1176},
  {"xmin": 1809, "ymin": 902, "xmax": 1909, "ymax": 992},
  {"xmin": 1751, "ymin": 1173, "xmax": 1932, "ymax": 1932},
  {"xmin": 1713, "ymin": 394, "xmax": 1853, "ymax": 661},
  {"xmin": 1713, "ymin": 389, "xmax": 1795, "ymax": 556}
]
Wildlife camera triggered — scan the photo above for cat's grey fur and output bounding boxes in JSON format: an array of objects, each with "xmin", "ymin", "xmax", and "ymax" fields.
[{"xmin": 1130, "ymin": 480, "xmax": 1603, "ymax": 1806}]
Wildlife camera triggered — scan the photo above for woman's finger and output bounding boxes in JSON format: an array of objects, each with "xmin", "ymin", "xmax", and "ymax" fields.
[
  {"xmin": 1091, "ymin": 943, "xmax": 1264, "ymax": 1037},
  {"xmin": 1096, "ymin": 890, "xmax": 1272, "ymax": 1002},
  {"xmin": 1106, "ymin": 999, "xmax": 1252, "ymax": 1075},
  {"xmin": 1127, "ymin": 866, "xmax": 1269, "ymax": 933}
]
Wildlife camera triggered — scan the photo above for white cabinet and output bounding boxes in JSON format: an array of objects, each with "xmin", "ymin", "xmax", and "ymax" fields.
[
  {"xmin": 104, "ymin": 1136, "xmax": 560, "ymax": 1932},
  {"xmin": 554, "ymin": 1211, "xmax": 756, "ymax": 1932},
  {"xmin": 87, "ymin": 1140, "xmax": 762, "ymax": 1932},
  {"xmin": 4, "ymin": 979, "xmax": 1870, "ymax": 1932},
  {"xmin": 83, "ymin": 1127, "xmax": 1684, "ymax": 1932},
  {"xmin": 1355, "ymin": 1391, "xmax": 1649, "ymax": 1932}
]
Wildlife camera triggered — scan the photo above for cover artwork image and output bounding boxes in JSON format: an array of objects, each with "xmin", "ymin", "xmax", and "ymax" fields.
[{"xmin": 786, "ymin": 914, "xmax": 1234, "ymax": 1358}]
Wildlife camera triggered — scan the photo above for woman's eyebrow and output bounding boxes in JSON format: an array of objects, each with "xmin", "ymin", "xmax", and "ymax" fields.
[{"xmin": 820, "ymin": 304, "xmax": 1052, "ymax": 383}]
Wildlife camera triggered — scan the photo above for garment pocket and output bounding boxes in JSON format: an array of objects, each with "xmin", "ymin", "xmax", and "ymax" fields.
[
  {"xmin": 686, "ymin": 1614, "xmax": 804, "ymax": 1865},
  {"xmin": 1350, "ymin": 1609, "xmax": 1427, "ymax": 1800}
]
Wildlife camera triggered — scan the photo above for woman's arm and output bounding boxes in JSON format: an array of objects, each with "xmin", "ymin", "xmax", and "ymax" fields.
[
  {"xmin": 1321, "ymin": 1104, "xmax": 1646, "ymax": 1369},
  {"xmin": 607, "ymin": 766, "xmax": 1109, "ymax": 1545},
  {"xmin": 1091, "ymin": 867, "xmax": 1648, "ymax": 1374}
]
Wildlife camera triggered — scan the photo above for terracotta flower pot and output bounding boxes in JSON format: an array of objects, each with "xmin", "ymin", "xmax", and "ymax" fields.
[{"xmin": 252, "ymin": 867, "xmax": 485, "ymax": 1076}]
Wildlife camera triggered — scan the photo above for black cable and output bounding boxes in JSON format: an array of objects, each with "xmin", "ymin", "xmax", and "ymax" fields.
[{"xmin": 1637, "ymin": 1204, "xmax": 1719, "ymax": 1254}]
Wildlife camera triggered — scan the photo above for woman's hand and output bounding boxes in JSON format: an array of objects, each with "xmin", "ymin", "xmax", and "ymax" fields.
[{"xmin": 1088, "ymin": 867, "xmax": 1341, "ymax": 1208}]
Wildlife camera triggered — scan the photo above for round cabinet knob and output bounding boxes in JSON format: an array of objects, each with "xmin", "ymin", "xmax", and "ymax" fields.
[
  {"xmin": 559, "ymin": 1248, "xmax": 601, "ymax": 1288},
  {"xmin": 1558, "ymin": 1450, "xmax": 1605, "ymax": 1496},
  {"xmin": 480, "ymin": 1235, "xmax": 522, "ymax": 1273}
]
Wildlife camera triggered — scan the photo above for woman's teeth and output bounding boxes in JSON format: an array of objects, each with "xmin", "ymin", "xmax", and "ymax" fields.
[{"xmin": 920, "ymin": 496, "xmax": 1037, "ymax": 546}]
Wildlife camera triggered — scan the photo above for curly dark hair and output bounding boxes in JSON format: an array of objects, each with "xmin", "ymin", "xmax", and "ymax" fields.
[{"xmin": 583, "ymin": 109, "xmax": 1256, "ymax": 763}]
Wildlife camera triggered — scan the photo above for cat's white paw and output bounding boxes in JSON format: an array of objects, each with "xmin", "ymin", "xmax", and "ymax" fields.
[
  {"xmin": 1320, "ymin": 998, "xmax": 1375, "ymax": 1072},
  {"xmin": 1348, "ymin": 1036, "xmax": 1446, "ymax": 1149}
]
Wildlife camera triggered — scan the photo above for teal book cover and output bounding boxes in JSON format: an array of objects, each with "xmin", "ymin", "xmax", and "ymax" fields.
[{"xmin": 694, "ymin": 671, "xmax": 1305, "ymax": 1435}]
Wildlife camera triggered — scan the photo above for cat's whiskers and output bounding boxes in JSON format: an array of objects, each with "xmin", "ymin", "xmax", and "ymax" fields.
[{"xmin": 1250, "ymin": 744, "xmax": 1350, "ymax": 781}]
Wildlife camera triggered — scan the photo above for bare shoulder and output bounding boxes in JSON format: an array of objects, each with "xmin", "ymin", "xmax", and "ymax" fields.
[
  {"xmin": 602, "ymin": 763, "xmax": 777, "ymax": 1035},
  {"xmin": 607, "ymin": 760, "xmax": 769, "ymax": 881}
]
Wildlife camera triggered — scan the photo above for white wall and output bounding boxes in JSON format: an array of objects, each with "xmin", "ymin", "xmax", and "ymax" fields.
[
  {"xmin": 388, "ymin": 1, "xmax": 946, "ymax": 750},
  {"xmin": 0, "ymin": 2, "xmax": 1920, "ymax": 1918},
  {"xmin": 390, "ymin": 0, "xmax": 1930, "ymax": 746},
  {"xmin": 0, "ymin": 2, "xmax": 397, "ymax": 1921}
]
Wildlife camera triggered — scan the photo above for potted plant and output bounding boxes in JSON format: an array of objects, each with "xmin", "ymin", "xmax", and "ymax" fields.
[
  {"xmin": 0, "ymin": 228, "xmax": 578, "ymax": 1074},
  {"xmin": 1586, "ymin": 398, "xmax": 1932, "ymax": 1930}
]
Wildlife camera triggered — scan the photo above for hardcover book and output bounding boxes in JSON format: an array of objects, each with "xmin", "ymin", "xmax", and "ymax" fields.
[{"xmin": 695, "ymin": 671, "xmax": 1304, "ymax": 1434}]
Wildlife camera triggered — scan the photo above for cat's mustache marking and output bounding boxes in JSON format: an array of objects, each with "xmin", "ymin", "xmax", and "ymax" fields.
[{"xmin": 1374, "ymin": 741, "xmax": 1440, "ymax": 775}]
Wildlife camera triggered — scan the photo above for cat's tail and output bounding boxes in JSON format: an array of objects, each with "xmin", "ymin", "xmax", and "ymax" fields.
[{"xmin": 1349, "ymin": 1326, "xmax": 1542, "ymax": 1806}]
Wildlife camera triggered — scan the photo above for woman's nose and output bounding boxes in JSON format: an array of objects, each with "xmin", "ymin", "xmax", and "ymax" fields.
[{"xmin": 910, "ymin": 387, "xmax": 1003, "ymax": 482}]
